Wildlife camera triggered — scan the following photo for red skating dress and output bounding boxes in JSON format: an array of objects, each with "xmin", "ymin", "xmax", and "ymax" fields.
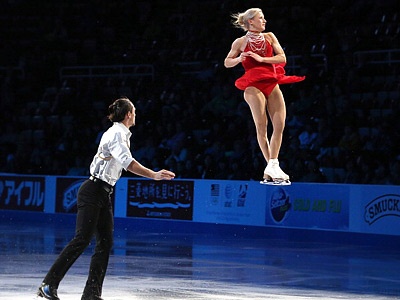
[{"xmin": 235, "ymin": 34, "xmax": 305, "ymax": 97}]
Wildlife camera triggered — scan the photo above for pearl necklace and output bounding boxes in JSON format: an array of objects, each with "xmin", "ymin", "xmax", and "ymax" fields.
[{"xmin": 246, "ymin": 31, "xmax": 266, "ymax": 54}]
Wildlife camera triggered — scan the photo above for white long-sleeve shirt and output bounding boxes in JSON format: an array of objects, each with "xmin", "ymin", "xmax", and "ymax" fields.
[{"xmin": 90, "ymin": 122, "xmax": 135, "ymax": 186}]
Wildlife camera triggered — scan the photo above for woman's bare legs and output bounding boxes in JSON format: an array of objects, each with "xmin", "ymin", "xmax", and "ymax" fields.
[
  {"xmin": 244, "ymin": 87, "xmax": 270, "ymax": 162},
  {"xmin": 244, "ymin": 85, "xmax": 289, "ymax": 180},
  {"xmin": 266, "ymin": 85, "xmax": 286, "ymax": 160}
]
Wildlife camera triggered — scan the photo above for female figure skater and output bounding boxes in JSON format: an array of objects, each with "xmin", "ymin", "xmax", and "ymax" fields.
[{"xmin": 224, "ymin": 8, "xmax": 305, "ymax": 184}]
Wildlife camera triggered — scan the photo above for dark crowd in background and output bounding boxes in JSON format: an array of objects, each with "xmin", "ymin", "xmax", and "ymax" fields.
[{"xmin": 0, "ymin": 0, "xmax": 399, "ymax": 185}]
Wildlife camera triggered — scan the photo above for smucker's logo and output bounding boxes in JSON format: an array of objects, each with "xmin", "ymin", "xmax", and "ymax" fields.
[
  {"xmin": 63, "ymin": 180, "xmax": 85, "ymax": 212},
  {"xmin": 364, "ymin": 194, "xmax": 400, "ymax": 225},
  {"xmin": 269, "ymin": 187, "xmax": 291, "ymax": 223}
]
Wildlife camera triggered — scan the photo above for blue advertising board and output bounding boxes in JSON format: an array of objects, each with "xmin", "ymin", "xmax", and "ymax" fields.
[
  {"xmin": 1, "ymin": 173, "xmax": 399, "ymax": 237},
  {"xmin": 264, "ymin": 183, "xmax": 349, "ymax": 231},
  {"xmin": 0, "ymin": 174, "xmax": 45, "ymax": 212},
  {"xmin": 193, "ymin": 180, "xmax": 349, "ymax": 232},
  {"xmin": 126, "ymin": 179, "xmax": 194, "ymax": 220},
  {"xmin": 349, "ymin": 184, "xmax": 400, "ymax": 235},
  {"xmin": 193, "ymin": 180, "xmax": 265, "ymax": 225}
]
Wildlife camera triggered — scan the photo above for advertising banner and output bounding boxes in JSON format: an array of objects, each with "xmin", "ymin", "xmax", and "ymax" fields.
[
  {"xmin": 55, "ymin": 177, "xmax": 115, "ymax": 214},
  {"xmin": 265, "ymin": 183, "xmax": 350, "ymax": 231},
  {"xmin": 1, "ymin": 172, "xmax": 398, "ymax": 237},
  {"xmin": 193, "ymin": 181, "xmax": 349, "ymax": 231},
  {"xmin": 126, "ymin": 179, "xmax": 194, "ymax": 220},
  {"xmin": 55, "ymin": 177, "xmax": 86, "ymax": 213},
  {"xmin": 350, "ymin": 184, "xmax": 400, "ymax": 236},
  {"xmin": 0, "ymin": 174, "xmax": 45, "ymax": 211},
  {"xmin": 193, "ymin": 180, "xmax": 266, "ymax": 226}
]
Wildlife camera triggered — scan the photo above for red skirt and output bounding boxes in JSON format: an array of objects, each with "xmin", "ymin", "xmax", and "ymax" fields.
[{"xmin": 235, "ymin": 63, "xmax": 305, "ymax": 97}]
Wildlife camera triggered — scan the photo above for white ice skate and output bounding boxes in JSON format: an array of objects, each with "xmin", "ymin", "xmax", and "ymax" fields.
[{"xmin": 260, "ymin": 159, "xmax": 291, "ymax": 185}]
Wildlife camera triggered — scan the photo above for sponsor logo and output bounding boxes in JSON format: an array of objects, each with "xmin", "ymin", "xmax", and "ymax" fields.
[
  {"xmin": 210, "ymin": 183, "xmax": 220, "ymax": 205},
  {"xmin": 222, "ymin": 183, "xmax": 248, "ymax": 208},
  {"xmin": 127, "ymin": 180, "xmax": 194, "ymax": 220},
  {"xmin": 364, "ymin": 194, "xmax": 400, "ymax": 225},
  {"xmin": 62, "ymin": 180, "xmax": 84, "ymax": 212},
  {"xmin": 0, "ymin": 177, "xmax": 44, "ymax": 210},
  {"xmin": 269, "ymin": 187, "xmax": 291, "ymax": 223},
  {"xmin": 237, "ymin": 184, "xmax": 248, "ymax": 207}
]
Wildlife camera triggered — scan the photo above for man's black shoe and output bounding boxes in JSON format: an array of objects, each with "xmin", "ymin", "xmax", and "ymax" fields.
[{"xmin": 37, "ymin": 283, "xmax": 60, "ymax": 300}]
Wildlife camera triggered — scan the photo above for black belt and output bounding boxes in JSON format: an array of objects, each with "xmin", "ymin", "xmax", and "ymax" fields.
[{"xmin": 89, "ymin": 176, "xmax": 113, "ymax": 194}]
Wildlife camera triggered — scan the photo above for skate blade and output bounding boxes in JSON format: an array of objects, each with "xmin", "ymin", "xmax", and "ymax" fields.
[{"xmin": 260, "ymin": 179, "xmax": 291, "ymax": 186}]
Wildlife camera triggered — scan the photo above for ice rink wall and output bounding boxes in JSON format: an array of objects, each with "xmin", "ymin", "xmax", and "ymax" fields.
[{"xmin": 1, "ymin": 173, "xmax": 399, "ymax": 239}]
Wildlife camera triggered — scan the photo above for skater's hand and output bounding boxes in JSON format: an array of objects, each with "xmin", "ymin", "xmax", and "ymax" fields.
[
  {"xmin": 243, "ymin": 51, "xmax": 263, "ymax": 62},
  {"xmin": 154, "ymin": 169, "xmax": 175, "ymax": 181}
]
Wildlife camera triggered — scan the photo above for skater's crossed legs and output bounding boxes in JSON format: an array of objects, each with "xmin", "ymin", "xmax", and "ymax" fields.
[{"xmin": 244, "ymin": 85, "xmax": 289, "ymax": 181}]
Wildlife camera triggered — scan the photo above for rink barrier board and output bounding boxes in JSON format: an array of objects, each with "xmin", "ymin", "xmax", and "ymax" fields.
[{"xmin": 0, "ymin": 173, "xmax": 399, "ymax": 240}]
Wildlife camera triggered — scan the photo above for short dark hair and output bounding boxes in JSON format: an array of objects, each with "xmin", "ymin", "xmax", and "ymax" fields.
[{"xmin": 107, "ymin": 97, "xmax": 133, "ymax": 122}]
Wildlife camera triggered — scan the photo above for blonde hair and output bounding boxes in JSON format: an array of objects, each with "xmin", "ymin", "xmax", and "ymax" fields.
[{"xmin": 231, "ymin": 8, "xmax": 263, "ymax": 31}]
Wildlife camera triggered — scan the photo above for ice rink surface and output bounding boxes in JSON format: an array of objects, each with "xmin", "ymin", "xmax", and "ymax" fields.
[{"xmin": 1, "ymin": 216, "xmax": 399, "ymax": 300}]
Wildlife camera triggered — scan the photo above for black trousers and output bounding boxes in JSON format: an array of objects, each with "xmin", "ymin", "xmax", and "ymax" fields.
[{"xmin": 43, "ymin": 179, "xmax": 114, "ymax": 297}]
